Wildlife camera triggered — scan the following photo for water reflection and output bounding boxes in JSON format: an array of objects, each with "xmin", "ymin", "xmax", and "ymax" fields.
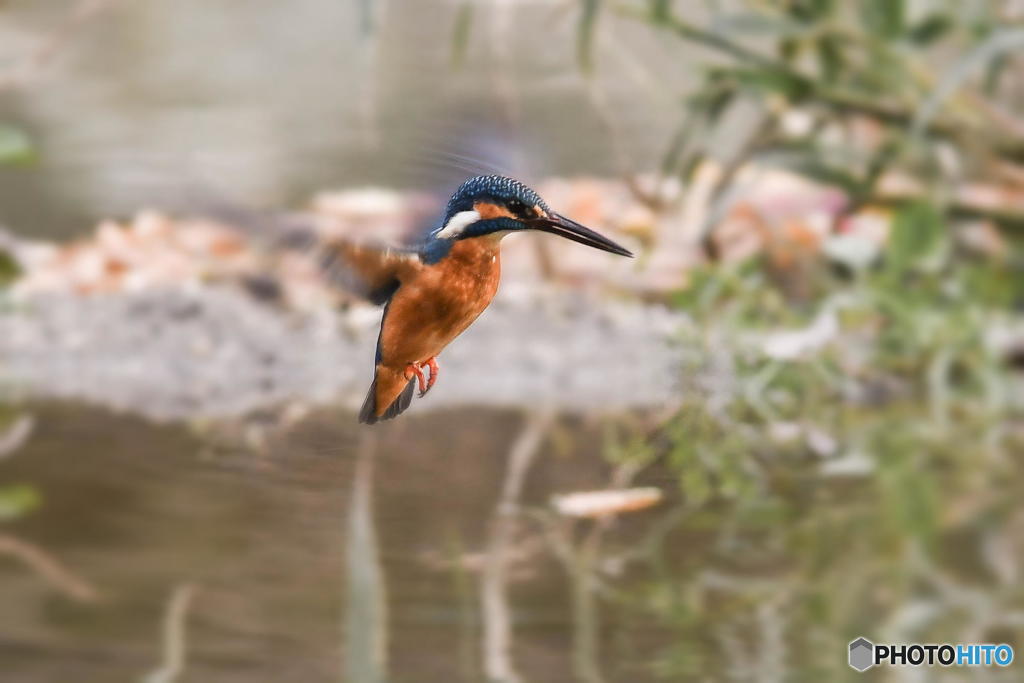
[
  {"xmin": 3, "ymin": 399, "xmax": 1021, "ymax": 682},
  {"xmin": 0, "ymin": 403, "xmax": 662, "ymax": 682},
  {"xmin": 344, "ymin": 431, "xmax": 386, "ymax": 683}
]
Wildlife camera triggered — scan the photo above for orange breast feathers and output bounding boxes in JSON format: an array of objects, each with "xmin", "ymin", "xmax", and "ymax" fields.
[{"xmin": 378, "ymin": 238, "xmax": 502, "ymax": 369}]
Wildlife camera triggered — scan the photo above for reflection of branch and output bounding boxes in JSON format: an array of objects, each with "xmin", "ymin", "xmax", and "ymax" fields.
[
  {"xmin": 0, "ymin": 414, "xmax": 34, "ymax": 459},
  {"xmin": 481, "ymin": 410, "xmax": 554, "ymax": 683},
  {"xmin": 570, "ymin": 544, "xmax": 605, "ymax": 683},
  {"xmin": 0, "ymin": 0, "xmax": 121, "ymax": 92},
  {"xmin": 0, "ymin": 532, "xmax": 98, "ymax": 602},
  {"xmin": 567, "ymin": 459, "xmax": 643, "ymax": 683},
  {"xmin": 344, "ymin": 431, "xmax": 388, "ymax": 683},
  {"xmin": 143, "ymin": 583, "xmax": 198, "ymax": 683},
  {"xmin": 548, "ymin": 437, "xmax": 663, "ymax": 683}
]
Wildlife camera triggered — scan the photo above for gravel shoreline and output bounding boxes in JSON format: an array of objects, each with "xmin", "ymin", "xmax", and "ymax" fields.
[{"xmin": 0, "ymin": 283, "xmax": 685, "ymax": 422}]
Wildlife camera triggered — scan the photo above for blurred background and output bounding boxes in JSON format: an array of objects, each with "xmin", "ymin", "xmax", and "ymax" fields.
[{"xmin": 1, "ymin": 1, "xmax": 1023, "ymax": 681}]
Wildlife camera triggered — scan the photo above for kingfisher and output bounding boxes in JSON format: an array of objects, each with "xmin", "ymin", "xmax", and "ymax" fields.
[{"xmin": 319, "ymin": 175, "xmax": 633, "ymax": 424}]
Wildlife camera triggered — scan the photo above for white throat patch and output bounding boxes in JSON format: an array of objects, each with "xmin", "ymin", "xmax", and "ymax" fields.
[{"xmin": 434, "ymin": 210, "xmax": 481, "ymax": 239}]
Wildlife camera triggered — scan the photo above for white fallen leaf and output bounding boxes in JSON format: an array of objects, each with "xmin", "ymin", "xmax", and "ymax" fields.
[
  {"xmin": 552, "ymin": 487, "xmax": 663, "ymax": 518},
  {"xmin": 819, "ymin": 452, "xmax": 875, "ymax": 477},
  {"xmin": 760, "ymin": 309, "xmax": 838, "ymax": 360}
]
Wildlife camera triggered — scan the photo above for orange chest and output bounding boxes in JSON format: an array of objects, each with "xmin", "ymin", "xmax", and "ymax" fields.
[
  {"xmin": 425, "ymin": 238, "xmax": 502, "ymax": 314},
  {"xmin": 380, "ymin": 238, "xmax": 503, "ymax": 365}
]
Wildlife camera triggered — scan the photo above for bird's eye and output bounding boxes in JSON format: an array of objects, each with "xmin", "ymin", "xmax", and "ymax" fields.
[{"xmin": 508, "ymin": 199, "xmax": 533, "ymax": 218}]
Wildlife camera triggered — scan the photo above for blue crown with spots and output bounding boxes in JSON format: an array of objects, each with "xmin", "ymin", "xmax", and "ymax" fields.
[{"xmin": 444, "ymin": 175, "xmax": 550, "ymax": 219}]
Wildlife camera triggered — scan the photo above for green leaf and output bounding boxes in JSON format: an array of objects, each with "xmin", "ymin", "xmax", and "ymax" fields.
[
  {"xmin": 887, "ymin": 201, "xmax": 944, "ymax": 274},
  {"xmin": 0, "ymin": 248, "xmax": 21, "ymax": 287},
  {"xmin": 907, "ymin": 14, "xmax": 952, "ymax": 46},
  {"xmin": 982, "ymin": 53, "xmax": 1007, "ymax": 95},
  {"xmin": 719, "ymin": 66, "xmax": 812, "ymax": 100},
  {"xmin": 784, "ymin": 0, "xmax": 835, "ymax": 23},
  {"xmin": 0, "ymin": 124, "xmax": 34, "ymax": 165},
  {"xmin": 356, "ymin": 0, "xmax": 377, "ymax": 37},
  {"xmin": 450, "ymin": 2, "xmax": 474, "ymax": 68},
  {"xmin": 0, "ymin": 484, "xmax": 41, "ymax": 522},
  {"xmin": 781, "ymin": 157, "xmax": 865, "ymax": 197},
  {"xmin": 687, "ymin": 82, "xmax": 735, "ymax": 120},
  {"xmin": 577, "ymin": 0, "xmax": 602, "ymax": 73},
  {"xmin": 879, "ymin": 449, "xmax": 937, "ymax": 547},
  {"xmin": 681, "ymin": 464, "xmax": 712, "ymax": 506},
  {"xmin": 778, "ymin": 37, "xmax": 801, "ymax": 62},
  {"xmin": 859, "ymin": 0, "xmax": 904, "ymax": 39},
  {"xmin": 815, "ymin": 34, "xmax": 844, "ymax": 81},
  {"xmin": 913, "ymin": 28, "xmax": 1024, "ymax": 137},
  {"xmin": 710, "ymin": 13, "xmax": 807, "ymax": 38},
  {"xmin": 648, "ymin": 0, "xmax": 670, "ymax": 23}
]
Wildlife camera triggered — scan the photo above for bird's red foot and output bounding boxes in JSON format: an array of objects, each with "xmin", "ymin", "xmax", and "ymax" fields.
[
  {"xmin": 404, "ymin": 358, "xmax": 439, "ymax": 397},
  {"xmin": 419, "ymin": 357, "xmax": 439, "ymax": 397},
  {"xmin": 404, "ymin": 363, "xmax": 427, "ymax": 395}
]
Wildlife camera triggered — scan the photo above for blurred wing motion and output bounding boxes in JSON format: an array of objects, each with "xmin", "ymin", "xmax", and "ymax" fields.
[
  {"xmin": 192, "ymin": 195, "xmax": 424, "ymax": 305},
  {"xmin": 317, "ymin": 238, "xmax": 423, "ymax": 304}
]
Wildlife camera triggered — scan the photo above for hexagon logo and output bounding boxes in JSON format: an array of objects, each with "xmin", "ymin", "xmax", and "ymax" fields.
[{"xmin": 849, "ymin": 637, "xmax": 875, "ymax": 672}]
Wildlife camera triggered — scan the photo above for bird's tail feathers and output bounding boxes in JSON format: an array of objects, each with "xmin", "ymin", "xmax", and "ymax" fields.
[{"xmin": 358, "ymin": 369, "xmax": 416, "ymax": 425}]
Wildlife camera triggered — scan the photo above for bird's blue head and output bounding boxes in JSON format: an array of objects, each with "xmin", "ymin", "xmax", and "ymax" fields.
[{"xmin": 429, "ymin": 175, "xmax": 632, "ymax": 257}]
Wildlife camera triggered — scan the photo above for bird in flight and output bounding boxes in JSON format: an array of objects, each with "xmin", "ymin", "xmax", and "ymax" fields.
[{"xmin": 319, "ymin": 175, "xmax": 633, "ymax": 424}]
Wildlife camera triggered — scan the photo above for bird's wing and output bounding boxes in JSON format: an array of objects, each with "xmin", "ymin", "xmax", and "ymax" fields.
[
  {"xmin": 317, "ymin": 238, "xmax": 424, "ymax": 305},
  {"xmin": 185, "ymin": 195, "xmax": 425, "ymax": 305}
]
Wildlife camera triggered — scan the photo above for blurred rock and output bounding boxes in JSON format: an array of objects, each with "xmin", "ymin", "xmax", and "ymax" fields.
[{"xmin": 0, "ymin": 282, "xmax": 685, "ymax": 422}]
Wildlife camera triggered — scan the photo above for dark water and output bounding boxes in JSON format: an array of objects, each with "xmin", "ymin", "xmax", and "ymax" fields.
[
  {"xmin": 0, "ymin": 403, "xmax": 674, "ymax": 683},
  {"xmin": 3, "ymin": 395, "xmax": 1022, "ymax": 683}
]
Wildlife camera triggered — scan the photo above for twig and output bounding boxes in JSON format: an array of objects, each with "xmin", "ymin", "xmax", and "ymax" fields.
[
  {"xmin": 614, "ymin": 6, "xmax": 783, "ymax": 71},
  {"xmin": 0, "ymin": 532, "xmax": 98, "ymax": 602},
  {"xmin": 698, "ymin": 113, "xmax": 776, "ymax": 260}
]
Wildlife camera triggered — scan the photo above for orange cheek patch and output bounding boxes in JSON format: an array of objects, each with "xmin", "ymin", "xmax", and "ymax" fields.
[{"xmin": 474, "ymin": 201, "xmax": 515, "ymax": 220}]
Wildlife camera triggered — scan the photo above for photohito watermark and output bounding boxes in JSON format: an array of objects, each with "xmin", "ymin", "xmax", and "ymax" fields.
[{"xmin": 849, "ymin": 637, "xmax": 1014, "ymax": 672}]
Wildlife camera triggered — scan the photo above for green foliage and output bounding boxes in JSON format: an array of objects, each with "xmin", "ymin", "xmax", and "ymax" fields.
[
  {"xmin": 0, "ymin": 248, "xmax": 22, "ymax": 287},
  {"xmin": 0, "ymin": 124, "xmax": 34, "ymax": 165},
  {"xmin": 783, "ymin": 0, "xmax": 835, "ymax": 24},
  {"xmin": 610, "ymin": 231, "xmax": 1021, "ymax": 678},
  {"xmin": 608, "ymin": 0, "xmax": 1024, "ymax": 246},
  {"xmin": 577, "ymin": 0, "xmax": 602, "ymax": 73},
  {"xmin": 450, "ymin": 2, "xmax": 474, "ymax": 68},
  {"xmin": 886, "ymin": 201, "xmax": 945, "ymax": 274},
  {"xmin": 0, "ymin": 484, "xmax": 42, "ymax": 522},
  {"xmin": 908, "ymin": 13, "xmax": 953, "ymax": 45},
  {"xmin": 859, "ymin": 0, "xmax": 904, "ymax": 39}
]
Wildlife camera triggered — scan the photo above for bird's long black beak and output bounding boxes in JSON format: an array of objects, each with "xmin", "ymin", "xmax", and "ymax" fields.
[{"xmin": 529, "ymin": 213, "xmax": 633, "ymax": 257}]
